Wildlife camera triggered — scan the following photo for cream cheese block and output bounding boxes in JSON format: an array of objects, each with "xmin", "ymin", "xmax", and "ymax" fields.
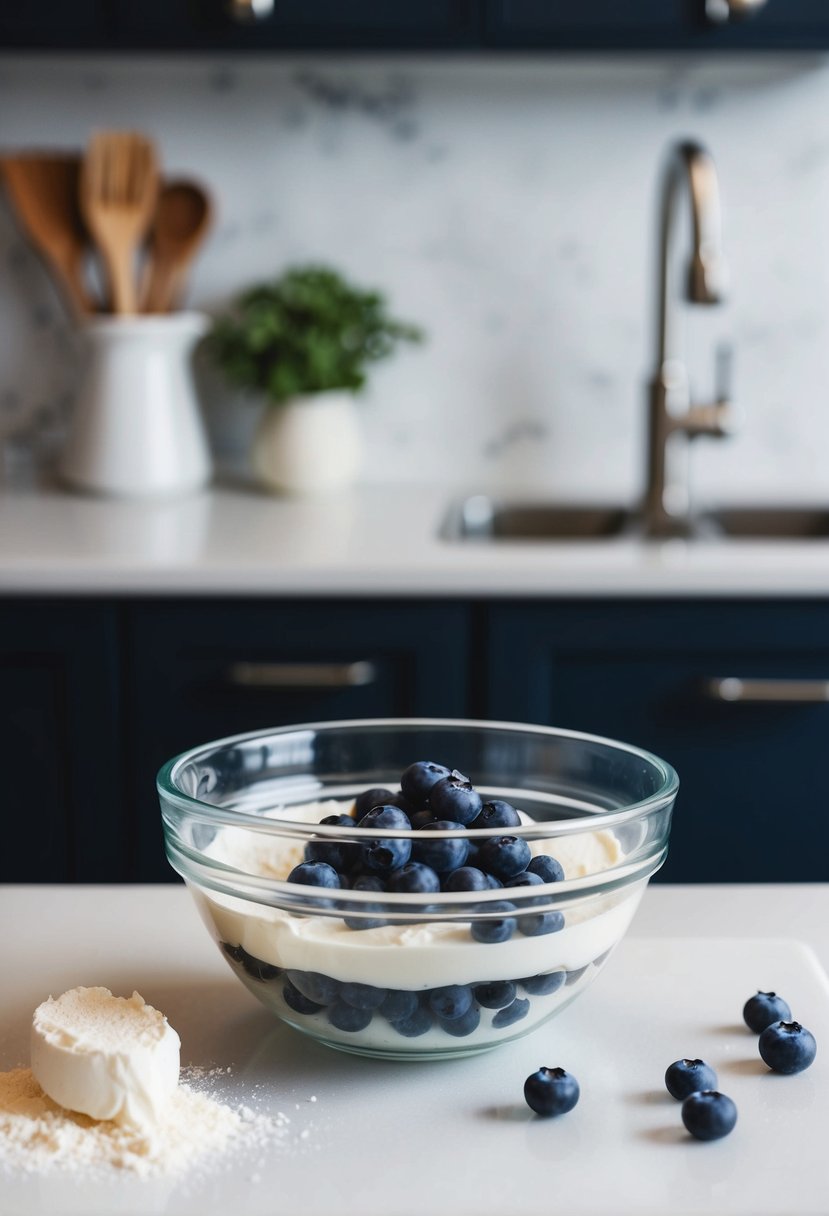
[{"xmin": 30, "ymin": 986, "xmax": 180, "ymax": 1130}]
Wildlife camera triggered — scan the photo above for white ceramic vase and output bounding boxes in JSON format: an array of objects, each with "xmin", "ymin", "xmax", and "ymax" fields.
[
  {"xmin": 59, "ymin": 312, "xmax": 212, "ymax": 498},
  {"xmin": 252, "ymin": 391, "xmax": 362, "ymax": 495}
]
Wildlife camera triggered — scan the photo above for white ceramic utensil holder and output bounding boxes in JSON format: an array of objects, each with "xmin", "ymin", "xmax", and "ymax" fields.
[
  {"xmin": 60, "ymin": 313, "xmax": 212, "ymax": 498},
  {"xmin": 252, "ymin": 391, "xmax": 362, "ymax": 495}
]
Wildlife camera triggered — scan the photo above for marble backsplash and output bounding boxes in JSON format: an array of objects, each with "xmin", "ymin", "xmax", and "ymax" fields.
[{"xmin": 1, "ymin": 53, "xmax": 829, "ymax": 503}]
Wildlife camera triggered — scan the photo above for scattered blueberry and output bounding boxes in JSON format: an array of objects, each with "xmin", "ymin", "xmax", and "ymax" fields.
[
  {"xmin": 391, "ymin": 1005, "xmax": 434, "ymax": 1038},
  {"xmin": 387, "ymin": 862, "xmax": 441, "ymax": 894},
  {"xmin": 492, "ymin": 998, "xmax": 530, "ymax": 1029},
  {"xmin": 518, "ymin": 910, "xmax": 565, "ymax": 937},
  {"xmin": 282, "ymin": 978, "xmax": 324, "ymax": 1015},
  {"xmin": 359, "ymin": 804, "xmax": 412, "ymax": 873},
  {"xmin": 353, "ymin": 787, "xmax": 395, "ymax": 822},
  {"xmin": 286, "ymin": 970, "xmax": 340, "ymax": 1005},
  {"xmin": 428, "ymin": 985, "xmax": 473, "ymax": 1020},
  {"xmin": 758, "ymin": 1021, "xmax": 817, "ymax": 1074},
  {"xmin": 400, "ymin": 761, "xmax": 451, "ymax": 808},
  {"xmin": 437, "ymin": 1005, "xmax": 481, "ymax": 1037},
  {"xmin": 527, "ymin": 854, "xmax": 565, "ymax": 883},
  {"xmin": 519, "ymin": 970, "xmax": 567, "ymax": 996},
  {"xmin": 477, "ymin": 836, "xmax": 532, "ymax": 881},
  {"xmin": 411, "ymin": 820, "xmax": 470, "ymax": 874},
  {"xmin": 287, "ymin": 861, "xmax": 341, "ymax": 888},
  {"xmin": 681, "ymin": 1091, "xmax": 738, "ymax": 1141},
  {"xmin": 743, "ymin": 991, "xmax": 792, "ymax": 1034},
  {"xmin": 340, "ymin": 982, "xmax": 387, "ymax": 1010},
  {"xmin": 524, "ymin": 1067, "xmax": 580, "ymax": 1117},
  {"xmin": 470, "ymin": 900, "xmax": 517, "ymax": 944},
  {"xmin": 378, "ymin": 989, "xmax": 420, "ymax": 1022},
  {"xmin": 428, "ymin": 770, "xmax": 483, "ymax": 826},
  {"xmin": 327, "ymin": 1001, "xmax": 374, "ymax": 1032},
  {"xmin": 471, "ymin": 799, "xmax": 521, "ymax": 829},
  {"xmin": 442, "ymin": 866, "xmax": 490, "ymax": 892},
  {"xmin": 473, "ymin": 981, "xmax": 517, "ymax": 1009},
  {"xmin": 665, "ymin": 1059, "xmax": 718, "ymax": 1101}
]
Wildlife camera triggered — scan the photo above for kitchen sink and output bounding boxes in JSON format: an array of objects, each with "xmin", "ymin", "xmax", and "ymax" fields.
[{"xmin": 443, "ymin": 496, "xmax": 829, "ymax": 542}]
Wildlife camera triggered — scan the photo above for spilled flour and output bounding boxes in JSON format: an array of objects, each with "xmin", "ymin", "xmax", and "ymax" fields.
[{"xmin": 0, "ymin": 1064, "xmax": 287, "ymax": 1179}]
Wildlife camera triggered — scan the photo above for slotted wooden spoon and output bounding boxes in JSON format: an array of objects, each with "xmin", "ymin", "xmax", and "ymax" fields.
[
  {"xmin": 0, "ymin": 152, "xmax": 92, "ymax": 318},
  {"xmin": 80, "ymin": 131, "xmax": 159, "ymax": 315}
]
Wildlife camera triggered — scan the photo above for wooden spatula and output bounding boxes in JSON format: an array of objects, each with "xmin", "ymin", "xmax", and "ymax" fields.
[
  {"xmin": 0, "ymin": 152, "xmax": 93, "ymax": 319},
  {"xmin": 142, "ymin": 179, "xmax": 212, "ymax": 314}
]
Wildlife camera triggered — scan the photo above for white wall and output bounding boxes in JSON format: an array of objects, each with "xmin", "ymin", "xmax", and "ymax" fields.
[{"xmin": 2, "ymin": 53, "xmax": 829, "ymax": 504}]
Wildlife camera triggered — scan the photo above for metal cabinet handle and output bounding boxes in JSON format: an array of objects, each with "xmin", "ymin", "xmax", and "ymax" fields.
[
  {"xmin": 704, "ymin": 677, "xmax": 829, "ymax": 704},
  {"xmin": 227, "ymin": 661, "xmax": 377, "ymax": 690},
  {"xmin": 227, "ymin": 0, "xmax": 274, "ymax": 23},
  {"xmin": 705, "ymin": 0, "xmax": 768, "ymax": 24}
]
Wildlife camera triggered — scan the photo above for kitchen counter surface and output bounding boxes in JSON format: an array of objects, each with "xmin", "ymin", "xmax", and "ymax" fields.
[
  {"xmin": 1, "ymin": 883, "xmax": 827, "ymax": 1216},
  {"xmin": 3, "ymin": 483, "xmax": 829, "ymax": 596}
]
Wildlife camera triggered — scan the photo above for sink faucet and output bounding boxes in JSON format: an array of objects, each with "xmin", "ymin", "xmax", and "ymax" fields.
[{"xmin": 643, "ymin": 140, "xmax": 736, "ymax": 538}]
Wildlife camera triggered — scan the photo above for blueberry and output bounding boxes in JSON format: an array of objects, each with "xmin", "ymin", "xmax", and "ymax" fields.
[
  {"xmin": 519, "ymin": 970, "xmax": 567, "ymax": 996},
  {"xmin": 518, "ymin": 910, "xmax": 565, "ymax": 937},
  {"xmin": 484, "ymin": 873, "xmax": 503, "ymax": 890},
  {"xmin": 340, "ymin": 982, "xmax": 387, "ymax": 1010},
  {"xmin": 387, "ymin": 862, "xmax": 441, "ymax": 895},
  {"xmin": 758, "ymin": 1021, "xmax": 817, "ymax": 1074},
  {"xmin": 507, "ymin": 870, "xmax": 545, "ymax": 901},
  {"xmin": 470, "ymin": 900, "xmax": 517, "ymax": 944},
  {"xmin": 282, "ymin": 978, "xmax": 324, "ymax": 1015},
  {"xmin": 524, "ymin": 1067, "xmax": 580, "ymax": 1117},
  {"xmin": 429, "ymin": 771, "xmax": 483, "ymax": 826},
  {"xmin": 411, "ymin": 820, "xmax": 470, "ymax": 874},
  {"xmin": 391, "ymin": 1006, "xmax": 434, "ymax": 1038},
  {"xmin": 327, "ymin": 1001, "xmax": 374, "ymax": 1032},
  {"xmin": 437, "ymin": 1005, "xmax": 481, "ymax": 1037},
  {"xmin": 305, "ymin": 814, "xmax": 360, "ymax": 872},
  {"xmin": 239, "ymin": 949, "xmax": 280, "ymax": 982},
  {"xmin": 342, "ymin": 873, "xmax": 388, "ymax": 931},
  {"xmin": 527, "ymin": 854, "xmax": 565, "ymax": 883},
  {"xmin": 286, "ymin": 970, "xmax": 340, "ymax": 1005},
  {"xmin": 409, "ymin": 809, "xmax": 437, "ymax": 831},
  {"xmin": 743, "ymin": 991, "xmax": 792, "ymax": 1034},
  {"xmin": 665, "ymin": 1058, "xmax": 718, "ymax": 1101},
  {"xmin": 492, "ymin": 998, "xmax": 530, "ymax": 1029},
  {"xmin": 359, "ymin": 804, "xmax": 412, "ymax": 873},
  {"xmin": 287, "ymin": 861, "xmax": 341, "ymax": 888},
  {"xmin": 378, "ymin": 989, "xmax": 420, "ymax": 1022},
  {"xmin": 442, "ymin": 866, "xmax": 490, "ymax": 893},
  {"xmin": 400, "ymin": 761, "xmax": 451, "ymax": 808},
  {"xmin": 473, "ymin": 981, "xmax": 517, "ymax": 1009},
  {"xmin": 429, "ymin": 985, "xmax": 473, "ymax": 1020},
  {"xmin": 565, "ymin": 966, "xmax": 588, "ymax": 986},
  {"xmin": 353, "ymin": 787, "xmax": 395, "ymax": 822},
  {"xmin": 477, "ymin": 836, "xmax": 532, "ymax": 881},
  {"xmin": 681, "ymin": 1091, "xmax": 738, "ymax": 1141},
  {"xmin": 471, "ymin": 799, "xmax": 521, "ymax": 829},
  {"xmin": 221, "ymin": 941, "xmax": 245, "ymax": 964}
]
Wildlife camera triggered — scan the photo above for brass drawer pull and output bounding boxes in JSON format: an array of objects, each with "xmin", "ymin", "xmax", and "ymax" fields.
[
  {"xmin": 704, "ymin": 676, "xmax": 829, "ymax": 704},
  {"xmin": 227, "ymin": 661, "xmax": 377, "ymax": 690}
]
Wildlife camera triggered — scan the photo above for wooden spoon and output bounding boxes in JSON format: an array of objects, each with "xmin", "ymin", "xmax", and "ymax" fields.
[
  {"xmin": 80, "ymin": 131, "xmax": 159, "ymax": 315},
  {"xmin": 0, "ymin": 153, "xmax": 93, "ymax": 319},
  {"xmin": 142, "ymin": 179, "xmax": 212, "ymax": 314}
]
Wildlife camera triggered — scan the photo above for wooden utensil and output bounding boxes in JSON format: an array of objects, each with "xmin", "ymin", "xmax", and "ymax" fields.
[
  {"xmin": 142, "ymin": 179, "xmax": 212, "ymax": 314},
  {"xmin": 80, "ymin": 131, "xmax": 159, "ymax": 315},
  {"xmin": 0, "ymin": 152, "xmax": 93, "ymax": 319}
]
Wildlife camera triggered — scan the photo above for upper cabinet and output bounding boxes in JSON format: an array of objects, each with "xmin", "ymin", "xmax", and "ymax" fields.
[{"xmin": 2, "ymin": 0, "xmax": 829, "ymax": 52}]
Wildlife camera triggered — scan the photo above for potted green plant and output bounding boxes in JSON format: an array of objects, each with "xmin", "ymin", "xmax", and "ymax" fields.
[{"xmin": 208, "ymin": 265, "xmax": 422, "ymax": 494}]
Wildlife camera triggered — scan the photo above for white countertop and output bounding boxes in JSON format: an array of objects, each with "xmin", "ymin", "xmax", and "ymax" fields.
[
  {"xmin": 1, "ymin": 884, "xmax": 827, "ymax": 1216},
  {"xmin": 3, "ymin": 483, "xmax": 829, "ymax": 596}
]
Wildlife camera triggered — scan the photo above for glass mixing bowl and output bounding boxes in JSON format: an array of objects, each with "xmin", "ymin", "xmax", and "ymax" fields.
[{"xmin": 158, "ymin": 719, "xmax": 678, "ymax": 1061}]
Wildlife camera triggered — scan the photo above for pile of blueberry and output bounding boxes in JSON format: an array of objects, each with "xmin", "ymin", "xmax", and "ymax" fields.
[
  {"xmin": 659, "ymin": 989, "xmax": 818, "ymax": 1141},
  {"xmin": 285, "ymin": 760, "xmax": 567, "ymax": 941}
]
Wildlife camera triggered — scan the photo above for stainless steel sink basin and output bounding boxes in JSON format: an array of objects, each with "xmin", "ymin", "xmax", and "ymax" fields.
[{"xmin": 443, "ymin": 496, "xmax": 829, "ymax": 542}]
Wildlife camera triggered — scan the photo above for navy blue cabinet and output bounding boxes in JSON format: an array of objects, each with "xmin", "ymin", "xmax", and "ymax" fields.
[
  {"xmin": 2, "ymin": 0, "xmax": 829, "ymax": 52},
  {"xmin": 124, "ymin": 599, "xmax": 470, "ymax": 880},
  {"xmin": 0, "ymin": 601, "xmax": 122, "ymax": 882},
  {"xmin": 485, "ymin": 600, "xmax": 829, "ymax": 884}
]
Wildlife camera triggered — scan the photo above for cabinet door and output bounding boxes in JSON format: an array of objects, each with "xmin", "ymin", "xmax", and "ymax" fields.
[
  {"xmin": 0, "ymin": 1, "xmax": 105, "ymax": 49},
  {"xmin": 112, "ymin": 1, "xmax": 479, "ymax": 51},
  {"xmin": 0, "ymin": 601, "xmax": 122, "ymax": 882},
  {"xmin": 487, "ymin": 601, "xmax": 829, "ymax": 883},
  {"xmin": 126, "ymin": 599, "xmax": 469, "ymax": 880},
  {"xmin": 485, "ymin": 0, "xmax": 829, "ymax": 51}
]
